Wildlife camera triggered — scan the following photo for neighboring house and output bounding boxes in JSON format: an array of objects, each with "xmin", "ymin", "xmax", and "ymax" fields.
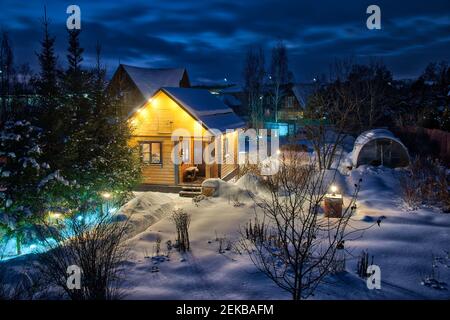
[
  {"xmin": 211, "ymin": 83, "xmax": 317, "ymax": 124},
  {"xmin": 108, "ymin": 64, "xmax": 191, "ymax": 117},
  {"xmin": 204, "ymin": 84, "xmax": 248, "ymax": 118},
  {"xmin": 109, "ymin": 65, "xmax": 245, "ymax": 186},
  {"xmin": 274, "ymin": 83, "xmax": 316, "ymax": 122},
  {"xmin": 262, "ymin": 83, "xmax": 317, "ymax": 136}
]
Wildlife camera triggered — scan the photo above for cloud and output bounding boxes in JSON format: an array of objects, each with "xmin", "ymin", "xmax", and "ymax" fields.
[{"xmin": 1, "ymin": 0, "xmax": 449, "ymax": 82}]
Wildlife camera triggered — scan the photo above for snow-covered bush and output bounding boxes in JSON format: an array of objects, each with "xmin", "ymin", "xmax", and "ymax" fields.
[
  {"xmin": 400, "ymin": 156, "xmax": 449, "ymax": 211},
  {"xmin": 38, "ymin": 213, "xmax": 130, "ymax": 300}
]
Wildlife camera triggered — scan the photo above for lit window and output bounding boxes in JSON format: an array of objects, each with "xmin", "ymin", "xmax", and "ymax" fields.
[{"xmin": 140, "ymin": 142, "xmax": 162, "ymax": 164}]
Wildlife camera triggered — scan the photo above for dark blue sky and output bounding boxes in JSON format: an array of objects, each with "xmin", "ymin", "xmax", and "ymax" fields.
[{"xmin": 0, "ymin": 0, "xmax": 449, "ymax": 84}]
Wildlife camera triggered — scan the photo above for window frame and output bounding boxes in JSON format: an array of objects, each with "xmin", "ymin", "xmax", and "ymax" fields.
[{"xmin": 139, "ymin": 141, "xmax": 163, "ymax": 165}]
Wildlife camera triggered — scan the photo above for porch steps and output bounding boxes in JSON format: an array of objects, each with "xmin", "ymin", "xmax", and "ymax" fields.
[{"xmin": 179, "ymin": 186, "xmax": 202, "ymax": 198}]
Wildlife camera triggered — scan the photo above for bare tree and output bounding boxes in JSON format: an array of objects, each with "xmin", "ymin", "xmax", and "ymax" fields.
[
  {"xmin": 269, "ymin": 40, "xmax": 292, "ymax": 123},
  {"xmin": 243, "ymin": 46, "xmax": 265, "ymax": 128},
  {"xmin": 305, "ymin": 60, "xmax": 361, "ymax": 170},
  {"xmin": 305, "ymin": 59, "xmax": 394, "ymax": 170},
  {"xmin": 38, "ymin": 214, "xmax": 130, "ymax": 300},
  {"xmin": 240, "ymin": 151, "xmax": 369, "ymax": 300}
]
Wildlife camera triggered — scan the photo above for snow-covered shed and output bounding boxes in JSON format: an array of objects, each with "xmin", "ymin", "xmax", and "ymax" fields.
[{"xmin": 351, "ymin": 129, "xmax": 410, "ymax": 168}]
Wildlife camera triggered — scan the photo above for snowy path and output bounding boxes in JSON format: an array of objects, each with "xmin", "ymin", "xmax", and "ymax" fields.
[{"xmin": 119, "ymin": 167, "xmax": 449, "ymax": 300}]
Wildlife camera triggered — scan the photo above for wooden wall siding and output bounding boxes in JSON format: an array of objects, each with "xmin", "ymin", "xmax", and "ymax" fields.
[
  {"xmin": 130, "ymin": 91, "xmax": 209, "ymax": 138},
  {"xmin": 129, "ymin": 137, "xmax": 175, "ymax": 185},
  {"xmin": 220, "ymin": 131, "xmax": 239, "ymax": 180}
]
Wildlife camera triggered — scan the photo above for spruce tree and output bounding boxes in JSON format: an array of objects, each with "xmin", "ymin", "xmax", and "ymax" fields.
[
  {"xmin": 34, "ymin": 8, "xmax": 74, "ymax": 212},
  {"xmin": 0, "ymin": 31, "xmax": 14, "ymax": 121},
  {"xmin": 36, "ymin": 7, "xmax": 57, "ymax": 100},
  {"xmin": 61, "ymin": 34, "xmax": 139, "ymax": 215},
  {"xmin": 0, "ymin": 120, "xmax": 55, "ymax": 255},
  {"xmin": 87, "ymin": 44, "xmax": 140, "ymax": 205}
]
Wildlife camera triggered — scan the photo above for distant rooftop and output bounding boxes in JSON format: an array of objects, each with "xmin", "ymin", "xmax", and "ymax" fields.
[{"xmin": 121, "ymin": 64, "xmax": 188, "ymax": 100}]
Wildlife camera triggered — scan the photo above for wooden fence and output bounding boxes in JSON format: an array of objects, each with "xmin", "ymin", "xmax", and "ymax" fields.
[{"xmin": 394, "ymin": 126, "xmax": 450, "ymax": 165}]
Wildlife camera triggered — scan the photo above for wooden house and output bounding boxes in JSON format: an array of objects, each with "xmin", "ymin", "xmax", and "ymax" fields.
[{"xmin": 109, "ymin": 65, "xmax": 245, "ymax": 186}]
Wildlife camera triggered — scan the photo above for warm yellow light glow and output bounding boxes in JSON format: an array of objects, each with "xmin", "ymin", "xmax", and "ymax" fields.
[
  {"xmin": 101, "ymin": 192, "xmax": 112, "ymax": 199},
  {"xmin": 330, "ymin": 185, "xmax": 338, "ymax": 194},
  {"xmin": 276, "ymin": 149, "xmax": 281, "ymax": 155},
  {"xmin": 48, "ymin": 212, "xmax": 63, "ymax": 219},
  {"xmin": 137, "ymin": 107, "xmax": 147, "ymax": 116}
]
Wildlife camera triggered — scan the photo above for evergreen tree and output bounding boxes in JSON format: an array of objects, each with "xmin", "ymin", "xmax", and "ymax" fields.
[
  {"xmin": 36, "ymin": 7, "xmax": 58, "ymax": 100},
  {"xmin": 89, "ymin": 44, "xmax": 140, "ymax": 204},
  {"xmin": 0, "ymin": 120, "xmax": 59, "ymax": 255},
  {"xmin": 59, "ymin": 35, "xmax": 139, "ymax": 215},
  {"xmin": 33, "ymin": 8, "xmax": 75, "ymax": 212},
  {"xmin": 0, "ymin": 31, "xmax": 14, "ymax": 121},
  {"xmin": 66, "ymin": 43, "xmax": 139, "ymax": 212}
]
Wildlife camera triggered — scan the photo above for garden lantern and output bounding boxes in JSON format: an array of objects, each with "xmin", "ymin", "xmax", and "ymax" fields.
[{"xmin": 324, "ymin": 185, "xmax": 343, "ymax": 218}]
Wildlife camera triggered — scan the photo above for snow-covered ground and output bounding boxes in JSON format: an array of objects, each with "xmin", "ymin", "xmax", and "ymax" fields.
[
  {"xmin": 1, "ymin": 165, "xmax": 449, "ymax": 300},
  {"xmin": 117, "ymin": 166, "xmax": 450, "ymax": 300}
]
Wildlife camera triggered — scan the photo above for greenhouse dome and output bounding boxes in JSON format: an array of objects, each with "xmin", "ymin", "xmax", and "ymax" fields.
[{"xmin": 351, "ymin": 129, "xmax": 410, "ymax": 168}]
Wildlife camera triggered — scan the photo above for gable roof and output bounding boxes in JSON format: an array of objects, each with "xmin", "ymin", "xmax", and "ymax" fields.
[
  {"xmin": 121, "ymin": 64, "xmax": 188, "ymax": 100},
  {"xmin": 161, "ymin": 87, "xmax": 245, "ymax": 132},
  {"xmin": 291, "ymin": 84, "xmax": 317, "ymax": 108}
]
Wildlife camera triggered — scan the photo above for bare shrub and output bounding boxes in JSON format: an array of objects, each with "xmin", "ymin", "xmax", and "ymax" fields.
[
  {"xmin": 421, "ymin": 254, "xmax": 448, "ymax": 290},
  {"xmin": 218, "ymin": 237, "xmax": 225, "ymax": 254},
  {"xmin": 356, "ymin": 250, "xmax": 374, "ymax": 279},
  {"xmin": 400, "ymin": 156, "xmax": 450, "ymax": 211},
  {"xmin": 240, "ymin": 151, "xmax": 369, "ymax": 300},
  {"xmin": 237, "ymin": 163, "xmax": 260, "ymax": 180},
  {"xmin": 229, "ymin": 194, "xmax": 244, "ymax": 207},
  {"xmin": 171, "ymin": 209, "xmax": 191, "ymax": 252},
  {"xmin": 155, "ymin": 235, "xmax": 161, "ymax": 256},
  {"xmin": 244, "ymin": 217, "xmax": 269, "ymax": 243},
  {"xmin": 38, "ymin": 214, "xmax": 130, "ymax": 300}
]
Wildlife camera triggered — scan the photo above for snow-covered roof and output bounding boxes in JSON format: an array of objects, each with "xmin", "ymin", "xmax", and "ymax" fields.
[
  {"xmin": 218, "ymin": 94, "xmax": 242, "ymax": 107},
  {"xmin": 122, "ymin": 64, "xmax": 187, "ymax": 100},
  {"xmin": 161, "ymin": 87, "xmax": 245, "ymax": 132},
  {"xmin": 218, "ymin": 85, "xmax": 244, "ymax": 94},
  {"xmin": 352, "ymin": 129, "xmax": 409, "ymax": 166},
  {"xmin": 291, "ymin": 84, "xmax": 316, "ymax": 108}
]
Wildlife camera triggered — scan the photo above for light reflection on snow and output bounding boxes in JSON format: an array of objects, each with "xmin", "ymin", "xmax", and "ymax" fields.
[{"xmin": 0, "ymin": 206, "xmax": 118, "ymax": 262}]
